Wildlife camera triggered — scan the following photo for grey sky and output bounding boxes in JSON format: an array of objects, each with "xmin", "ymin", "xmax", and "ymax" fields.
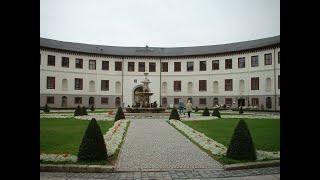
[{"xmin": 40, "ymin": 0, "xmax": 279, "ymax": 47}]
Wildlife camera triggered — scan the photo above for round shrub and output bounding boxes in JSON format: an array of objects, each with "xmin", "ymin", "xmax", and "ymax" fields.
[
  {"xmin": 195, "ymin": 106, "xmax": 199, "ymax": 112},
  {"xmin": 212, "ymin": 108, "xmax": 221, "ymax": 118},
  {"xmin": 115, "ymin": 107, "xmax": 125, "ymax": 121},
  {"xmin": 78, "ymin": 118, "xmax": 107, "ymax": 161},
  {"xmin": 43, "ymin": 104, "xmax": 50, "ymax": 113},
  {"xmin": 169, "ymin": 107, "xmax": 180, "ymax": 120},
  {"xmin": 226, "ymin": 119, "xmax": 257, "ymax": 161},
  {"xmin": 202, "ymin": 107, "xmax": 210, "ymax": 116}
]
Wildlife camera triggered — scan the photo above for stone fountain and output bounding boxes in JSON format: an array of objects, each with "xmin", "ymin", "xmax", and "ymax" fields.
[{"xmin": 126, "ymin": 73, "xmax": 165, "ymax": 113}]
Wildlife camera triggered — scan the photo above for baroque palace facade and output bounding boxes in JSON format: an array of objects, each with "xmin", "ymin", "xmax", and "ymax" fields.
[{"xmin": 40, "ymin": 36, "xmax": 280, "ymax": 110}]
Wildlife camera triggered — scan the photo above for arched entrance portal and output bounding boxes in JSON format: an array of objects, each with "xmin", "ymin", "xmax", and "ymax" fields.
[
  {"xmin": 132, "ymin": 85, "xmax": 143, "ymax": 107},
  {"xmin": 61, "ymin": 96, "xmax": 67, "ymax": 107},
  {"xmin": 89, "ymin": 97, "xmax": 95, "ymax": 106}
]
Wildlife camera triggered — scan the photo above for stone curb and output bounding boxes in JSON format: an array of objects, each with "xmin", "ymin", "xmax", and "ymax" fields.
[
  {"xmin": 223, "ymin": 160, "xmax": 280, "ymax": 170},
  {"xmin": 40, "ymin": 164, "xmax": 115, "ymax": 173}
]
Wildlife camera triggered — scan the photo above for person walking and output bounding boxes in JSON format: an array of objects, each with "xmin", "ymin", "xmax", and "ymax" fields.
[
  {"xmin": 178, "ymin": 99, "xmax": 184, "ymax": 115},
  {"xmin": 186, "ymin": 100, "xmax": 193, "ymax": 118}
]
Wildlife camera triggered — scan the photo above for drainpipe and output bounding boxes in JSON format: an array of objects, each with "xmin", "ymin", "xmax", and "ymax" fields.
[
  {"xmin": 273, "ymin": 48, "xmax": 277, "ymax": 111},
  {"xmin": 122, "ymin": 57, "xmax": 124, "ymax": 107},
  {"xmin": 159, "ymin": 57, "xmax": 162, "ymax": 107}
]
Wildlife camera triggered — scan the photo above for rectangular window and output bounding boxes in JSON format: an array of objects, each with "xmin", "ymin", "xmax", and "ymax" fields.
[
  {"xmin": 251, "ymin": 56, "xmax": 259, "ymax": 67},
  {"xmin": 75, "ymin": 97, "xmax": 82, "ymax": 104},
  {"xmin": 47, "ymin": 55, "xmax": 55, "ymax": 66},
  {"xmin": 75, "ymin": 58, "xmax": 83, "ymax": 68},
  {"xmin": 199, "ymin": 80, "xmax": 207, "ymax": 91},
  {"xmin": 251, "ymin": 77, "xmax": 259, "ymax": 90},
  {"xmin": 128, "ymin": 62, "xmax": 135, "ymax": 72},
  {"xmin": 102, "ymin": 61, "xmax": 109, "ymax": 70},
  {"xmin": 115, "ymin": 61, "xmax": 122, "ymax": 71},
  {"xmin": 89, "ymin": 60, "xmax": 96, "ymax": 70},
  {"xmin": 161, "ymin": 62, "xmax": 168, "ymax": 72},
  {"xmin": 278, "ymin": 51, "xmax": 280, "ymax": 64},
  {"xmin": 101, "ymin": 97, "xmax": 108, "ymax": 104},
  {"xmin": 225, "ymin": 98, "xmax": 233, "ymax": 105},
  {"xmin": 251, "ymin": 98, "xmax": 259, "ymax": 106},
  {"xmin": 174, "ymin": 81, "xmax": 181, "ymax": 92},
  {"xmin": 46, "ymin": 76, "xmax": 55, "ymax": 89},
  {"xmin": 46, "ymin": 96, "xmax": 54, "ymax": 104},
  {"xmin": 138, "ymin": 62, "xmax": 145, "ymax": 72},
  {"xmin": 174, "ymin": 98, "xmax": 180, "ymax": 105},
  {"xmin": 278, "ymin": 75, "xmax": 280, "ymax": 89},
  {"xmin": 187, "ymin": 61, "xmax": 194, "ymax": 71},
  {"xmin": 174, "ymin": 62, "xmax": 181, "ymax": 72},
  {"xmin": 225, "ymin": 59, "xmax": 232, "ymax": 69},
  {"xmin": 238, "ymin": 57, "xmax": 245, "ymax": 68},
  {"xmin": 74, "ymin": 78, "xmax": 83, "ymax": 90},
  {"xmin": 212, "ymin": 60, "xmax": 219, "ymax": 70},
  {"xmin": 200, "ymin": 61, "xmax": 206, "ymax": 71},
  {"xmin": 149, "ymin": 62, "xmax": 156, "ymax": 72},
  {"xmin": 101, "ymin": 80, "xmax": 109, "ymax": 91},
  {"xmin": 61, "ymin": 57, "xmax": 69, "ymax": 68},
  {"xmin": 225, "ymin": 79, "xmax": 233, "ymax": 91},
  {"xmin": 199, "ymin": 98, "xmax": 206, "ymax": 105},
  {"xmin": 264, "ymin": 53, "xmax": 272, "ymax": 65}
]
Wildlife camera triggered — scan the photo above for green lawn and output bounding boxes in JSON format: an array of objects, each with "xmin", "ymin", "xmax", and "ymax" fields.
[
  {"xmin": 183, "ymin": 118, "xmax": 280, "ymax": 151},
  {"xmin": 40, "ymin": 118, "xmax": 114, "ymax": 155}
]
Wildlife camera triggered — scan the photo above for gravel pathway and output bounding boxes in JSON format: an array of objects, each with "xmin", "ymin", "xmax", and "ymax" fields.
[{"xmin": 116, "ymin": 118, "xmax": 223, "ymax": 171}]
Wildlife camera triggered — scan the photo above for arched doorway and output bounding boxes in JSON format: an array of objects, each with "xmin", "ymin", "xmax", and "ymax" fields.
[
  {"xmin": 266, "ymin": 97, "xmax": 272, "ymax": 109},
  {"xmin": 89, "ymin": 97, "xmax": 95, "ymax": 106},
  {"xmin": 115, "ymin": 97, "xmax": 121, "ymax": 107},
  {"xmin": 132, "ymin": 85, "xmax": 144, "ymax": 107},
  {"xmin": 238, "ymin": 98, "xmax": 245, "ymax": 107},
  {"xmin": 61, "ymin": 96, "xmax": 67, "ymax": 107}
]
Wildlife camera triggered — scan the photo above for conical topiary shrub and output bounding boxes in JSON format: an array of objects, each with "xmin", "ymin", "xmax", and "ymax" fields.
[
  {"xmin": 202, "ymin": 107, "xmax": 210, "ymax": 116},
  {"xmin": 226, "ymin": 119, "xmax": 256, "ymax": 161},
  {"xmin": 212, "ymin": 108, "xmax": 221, "ymax": 118},
  {"xmin": 90, "ymin": 105, "xmax": 95, "ymax": 112},
  {"xmin": 74, "ymin": 106, "xmax": 82, "ymax": 116},
  {"xmin": 195, "ymin": 106, "xmax": 199, "ymax": 112},
  {"xmin": 78, "ymin": 118, "xmax": 107, "ymax": 161},
  {"xmin": 239, "ymin": 106, "xmax": 244, "ymax": 114},
  {"xmin": 169, "ymin": 107, "xmax": 180, "ymax": 120},
  {"xmin": 43, "ymin": 104, "xmax": 50, "ymax": 113},
  {"xmin": 81, "ymin": 106, "xmax": 88, "ymax": 115},
  {"xmin": 114, "ymin": 107, "xmax": 125, "ymax": 121}
]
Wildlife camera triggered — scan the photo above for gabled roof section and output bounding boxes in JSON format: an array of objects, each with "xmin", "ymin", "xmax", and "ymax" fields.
[{"xmin": 40, "ymin": 35, "xmax": 280, "ymax": 57}]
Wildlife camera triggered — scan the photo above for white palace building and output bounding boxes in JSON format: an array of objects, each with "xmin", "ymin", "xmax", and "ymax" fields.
[{"xmin": 40, "ymin": 36, "xmax": 280, "ymax": 111}]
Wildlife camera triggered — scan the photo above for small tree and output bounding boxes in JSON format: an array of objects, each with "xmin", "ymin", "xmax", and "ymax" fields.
[
  {"xmin": 202, "ymin": 107, "xmax": 210, "ymax": 116},
  {"xmin": 226, "ymin": 119, "xmax": 256, "ymax": 161},
  {"xmin": 239, "ymin": 106, "xmax": 244, "ymax": 114},
  {"xmin": 74, "ymin": 106, "xmax": 82, "ymax": 116},
  {"xmin": 90, "ymin": 105, "xmax": 95, "ymax": 112},
  {"xmin": 115, "ymin": 107, "xmax": 125, "ymax": 121},
  {"xmin": 212, "ymin": 108, "xmax": 221, "ymax": 118},
  {"xmin": 195, "ymin": 106, "xmax": 199, "ymax": 112},
  {"xmin": 43, "ymin": 104, "xmax": 50, "ymax": 113},
  {"xmin": 78, "ymin": 118, "xmax": 107, "ymax": 161},
  {"xmin": 169, "ymin": 107, "xmax": 180, "ymax": 120}
]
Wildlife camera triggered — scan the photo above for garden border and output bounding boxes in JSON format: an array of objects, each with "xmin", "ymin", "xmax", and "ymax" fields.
[
  {"xmin": 40, "ymin": 164, "xmax": 114, "ymax": 173},
  {"xmin": 223, "ymin": 160, "xmax": 280, "ymax": 170}
]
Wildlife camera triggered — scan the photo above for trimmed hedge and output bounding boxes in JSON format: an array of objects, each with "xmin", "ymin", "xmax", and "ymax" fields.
[
  {"xmin": 226, "ymin": 119, "xmax": 257, "ymax": 161},
  {"xmin": 212, "ymin": 108, "xmax": 221, "ymax": 118},
  {"xmin": 239, "ymin": 106, "xmax": 244, "ymax": 114},
  {"xmin": 90, "ymin": 105, "xmax": 95, "ymax": 112},
  {"xmin": 195, "ymin": 106, "xmax": 199, "ymax": 112},
  {"xmin": 202, "ymin": 107, "xmax": 210, "ymax": 116},
  {"xmin": 74, "ymin": 106, "xmax": 88, "ymax": 116},
  {"xmin": 169, "ymin": 107, "xmax": 180, "ymax": 120},
  {"xmin": 115, "ymin": 107, "xmax": 125, "ymax": 121},
  {"xmin": 78, "ymin": 118, "xmax": 107, "ymax": 161}
]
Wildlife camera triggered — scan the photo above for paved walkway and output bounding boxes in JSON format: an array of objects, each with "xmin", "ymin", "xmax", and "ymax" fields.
[
  {"xmin": 116, "ymin": 118, "xmax": 222, "ymax": 171},
  {"xmin": 40, "ymin": 167, "xmax": 280, "ymax": 179}
]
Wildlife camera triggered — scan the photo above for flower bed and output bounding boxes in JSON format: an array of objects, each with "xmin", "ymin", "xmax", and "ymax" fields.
[
  {"xmin": 104, "ymin": 119, "xmax": 130, "ymax": 157},
  {"xmin": 40, "ymin": 153, "xmax": 77, "ymax": 163},
  {"xmin": 168, "ymin": 120, "xmax": 279, "ymax": 161}
]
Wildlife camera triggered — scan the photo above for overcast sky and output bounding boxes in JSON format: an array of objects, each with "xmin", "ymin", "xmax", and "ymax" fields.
[{"xmin": 40, "ymin": 0, "xmax": 279, "ymax": 47}]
